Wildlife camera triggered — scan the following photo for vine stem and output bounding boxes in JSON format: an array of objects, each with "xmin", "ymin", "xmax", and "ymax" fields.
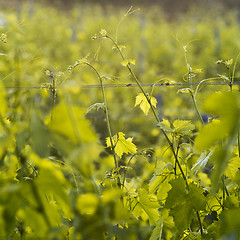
[
  {"xmin": 188, "ymin": 89, "xmax": 204, "ymax": 125},
  {"xmin": 196, "ymin": 210, "xmax": 203, "ymax": 236},
  {"xmin": 50, "ymin": 75, "xmax": 56, "ymax": 123},
  {"xmin": 105, "ymin": 35, "xmax": 188, "ymax": 188},
  {"xmin": 84, "ymin": 62, "xmax": 121, "ymax": 186}
]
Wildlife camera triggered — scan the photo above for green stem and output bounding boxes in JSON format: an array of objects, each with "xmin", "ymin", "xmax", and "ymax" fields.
[
  {"xmin": 188, "ymin": 66, "xmax": 193, "ymax": 90},
  {"xmin": 50, "ymin": 76, "xmax": 56, "ymax": 123},
  {"xmin": 122, "ymin": 154, "xmax": 135, "ymax": 189},
  {"xmin": 222, "ymin": 175, "xmax": 229, "ymax": 198},
  {"xmin": 196, "ymin": 210, "xmax": 203, "ymax": 236},
  {"xmin": 84, "ymin": 62, "xmax": 120, "ymax": 185},
  {"xmin": 189, "ymin": 90, "xmax": 204, "ymax": 125},
  {"xmin": 106, "ymin": 35, "xmax": 188, "ymax": 188},
  {"xmin": 174, "ymin": 140, "xmax": 181, "ymax": 177}
]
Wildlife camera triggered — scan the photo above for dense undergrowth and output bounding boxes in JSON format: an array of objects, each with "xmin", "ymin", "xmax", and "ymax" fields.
[{"xmin": 0, "ymin": 2, "xmax": 240, "ymax": 239}]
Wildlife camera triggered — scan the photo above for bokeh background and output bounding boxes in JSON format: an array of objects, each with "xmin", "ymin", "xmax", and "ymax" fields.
[{"xmin": 0, "ymin": 0, "xmax": 240, "ymax": 147}]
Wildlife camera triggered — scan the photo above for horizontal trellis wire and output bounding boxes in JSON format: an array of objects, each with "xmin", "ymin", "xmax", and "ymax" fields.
[{"xmin": 3, "ymin": 81, "xmax": 240, "ymax": 89}]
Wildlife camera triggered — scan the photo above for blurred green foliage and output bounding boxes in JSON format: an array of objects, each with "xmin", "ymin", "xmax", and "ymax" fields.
[{"xmin": 0, "ymin": 1, "xmax": 240, "ymax": 239}]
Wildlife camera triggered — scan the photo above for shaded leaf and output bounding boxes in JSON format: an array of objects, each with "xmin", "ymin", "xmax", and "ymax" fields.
[
  {"xmin": 165, "ymin": 178, "xmax": 206, "ymax": 233},
  {"xmin": 195, "ymin": 92, "xmax": 240, "ymax": 151},
  {"xmin": 138, "ymin": 188, "xmax": 159, "ymax": 225}
]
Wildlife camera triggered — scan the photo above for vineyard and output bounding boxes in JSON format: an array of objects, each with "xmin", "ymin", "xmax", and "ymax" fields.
[{"xmin": 0, "ymin": 2, "xmax": 240, "ymax": 239}]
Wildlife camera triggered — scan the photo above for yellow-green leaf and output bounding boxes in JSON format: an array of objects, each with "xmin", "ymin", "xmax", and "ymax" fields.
[
  {"xmin": 135, "ymin": 93, "xmax": 157, "ymax": 115},
  {"xmin": 177, "ymin": 88, "xmax": 194, "ymax": 94},
  {"xmin": 106, "ymin": 132, "xmax": 137, "ymax": 158},
  {"xmin": 225, "ymin": 157, "xmax": 240, "ymax": 180},
  {"xmin": 195, "ymin": 92, "xmax": 240, "ymax": 151},
  {"xmin": 121, "ymin": 59, "xmax": 136, "ymax": 67},
  {"xmin": 138, "ymin": 188, "xmax": 159, "ymax": 225},
  {"xmin": 76, "ymin": 193, "xmax": 99, "ymax": 215},
  {"xmin": 173, "ymin": 120, "xmax": 195, "ymax": 135},
  {"xmin": 112, "ymin": 45, "xmax": 126, "ymax": 51},
  {"xmin": 0, "ymin": 33, "xmax": 7, "ymax": 43},
  {"xmin": 158, "ymin": 118, "xmax": 172, "ymax": 132},
  {"xmin": 100, "ymin": 29, "xmax": 107, "ymax": 36}
]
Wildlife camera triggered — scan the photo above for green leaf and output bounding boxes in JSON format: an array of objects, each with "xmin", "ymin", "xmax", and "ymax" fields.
[
  {"xmin": 191, "ymin": 150, "xmax": 214, "ymax": 174},
  {"xmin": 138, "ymin": 188, "xmax": 159, "ymax": 225},
  {"xmin": 130, "ymin": 197, "xmax": 143, "ymax": 219},
  {"xmin": 149, "ymin": 217, "xmax": 163, "ymax": 240},
  {"xmin": 112, "ymin": 45, "xmax": 126, "ymax": 51},
  {"xmin": 31, "ymin": 112, "xmax": 50, "ymax": 158},
  {"xmin": 220, "ymin": 208, "xmax": 240, "ymax": 236},
  {"xmin": 0, "ymin": 33, "xmax": 7, "ymax": 43},
  {"xmin": 157, "ymin": 180, "xmax": 172, "ymax": 203},
  {"xmin": 20, "ymin": 206, "xmax": 48, "ymax": 238},
  {"xmin": 177, "ymin": 88, "xmax": 194, "ymax": 94},
  {"xmin": 149, "ymin": 162, "xmax": 173, "ymax": 196},
  {"xmin": 225, "ymin": 157, "xmax": 240, "ymax": 180},
  {"xmin": 87, "ymin": 103, "xmax": 105, "ymax": 112},
  {"xmin": 173, "ymin": 120, "xmax": 195, "ymax": 135},
  {"xmin": 165, "ymin": 178, "xmax": 206, "ymax": 233},
  {"xmin": 121, "ymin": 59, "xmax": 136, "ymax": 67},
  {"xmin": 158, "ymin": 119, "xmax": 172, "ymax": 132},
  {"xmin": 211, "ymin": 146, "xmax": 229, "ymax": 192},
  {"xmin": 165, "ymin": 178, "xmax": 186, "ymax": 209},
  {"xmin": 226, "ymin": 59, "xmax": 233, "ymax": 68},
  {"xmin": 49, "ymin": 102, "xmax": 97, "ymax": 144},
  {"xmin": 135, "ymin": 93, "xmax": 157, "ymax": 115},
  {"xmin": 76, "ymin": 193, "xmax": 99, "ymax": 215},
  {"xmin": 0, "ymin": 82, "xmax": 7, "ymax": 116},
  {"xmin": 100, "ymin": 29, "xmax": 107, "ymax": 36},
  {"xmin": 195, "ymin": 92, "xmax": 240, "ymax": 151},
  {"xmin": 106, "ymin": 132, "xmax": 137, "ymax": 158},
  {"xmin": 158, "ymin": 119, "xmax": 195, "ymax": 135}
]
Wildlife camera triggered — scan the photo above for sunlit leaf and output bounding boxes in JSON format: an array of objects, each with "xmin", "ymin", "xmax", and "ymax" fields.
[
  {"xmin": 100, "ymin": 28, "xmax": 107, "ymax": 36},
  {"xmin": 177, "ymin": 88, "xmax": 194, "ymax": 94},
  {"xmin": 173, "ymin": 120, "xmax": 195, "ymax": 135},
  {"xmin": 150, "ymin": 217, "xmax": 163, "ymax": 240},
  {"xmin": 191, "ymin": 150, "xmax": 214, "ymax": 174},
  {"xmin": 135, "ymin": 93, "xmax": 157, "ymax": 115},
  {"xmin": 121, "ymin": 59, "xmax": 136, "ymax": 67},
  {"xmin": 106, "ymin": 132, "xmax": 137, "ymax": 158},
  {"xmin": 225, "ymin": 157, "xmax": 240, "ymax": 180},
  {"xmin": 158, "ymin": 118, "xmax": 172, "ymax": 132},
  {"xmin": 112, "ymin": 45, "xmax": 126, "ymax": 51},
  {"xmin": 49, "ymin": 102, "xmax": 97, "ymax": 144}
]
